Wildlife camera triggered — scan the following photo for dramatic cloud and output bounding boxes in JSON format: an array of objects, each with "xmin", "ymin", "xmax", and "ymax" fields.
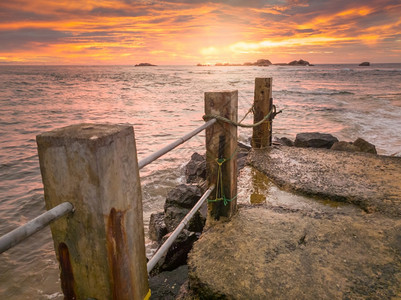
[{"xmin": 0, "ymin": 0, "xmax": 400, "ymax": 64}]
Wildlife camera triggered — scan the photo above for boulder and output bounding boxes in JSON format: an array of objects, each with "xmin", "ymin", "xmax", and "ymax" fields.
[
  {"xmin": 164, "ymin": 206, "xmax": 189, "ymax": 233},
  {"xmin": 353, "ymin": 138, "xmax": 377, "ymax": 154},
  {"xmin": 164, "ymin": 205, "xmax": 206, "ymax": 233},
  {"xmin": 185, "ymin": 143, "xmax": 250, "ymax": 184},
  {"xmin": 276, "ymin": 137, "xmax": 294, "ymax": 146},
  {"xmin": 185, "ymin": 153, "xmax": 206, "ymax": 183},
  {"xmin": 165, "ymin": 184, "xmax": 202, "ymax": 209},
  {"xmin": 148, "ymin": 265, "xmax": 189, "ymax": 299},
  {"xmin": 164, "ymin": 184, "xmax": 205, "ymax": 232},
  {"xmin": 359, "ymin": 62, "xmax": 370, "ymax": 66},
  {"xmin": 238, "ymin": 141, "xmax": 251, "ymax": 151},
  {"xmin": 237, "ymin": 144, "xmax": 250, "ymax": 171},
  {"xmin": 294, "ymin": 132, "xmax": 339, "ymax": 149},
  {"xmin": 151, "ymin": 230, "xmax": 198, "ymax": 274},
  {"xmin": 331, "ymin": 141, "xmax": 360, "ymax": 153},
  {"xmin": 149, "ymin": 212, "xmax": 168, "ymax": 243}
]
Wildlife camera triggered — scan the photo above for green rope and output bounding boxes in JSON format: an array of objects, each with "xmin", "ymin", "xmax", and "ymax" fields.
[
  {"xmin": 203, "ymin": 104, "xmax": 282, "ymax": 128},
  {"xmin": 207, "ymin": 149, "xmax": 238, "ymax": 206}
]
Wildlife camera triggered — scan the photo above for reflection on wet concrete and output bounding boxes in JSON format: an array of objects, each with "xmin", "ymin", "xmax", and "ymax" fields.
[
  {"xmin": 249, "ymin": 167, "xmax": 268, "ymax": 204},
  {"xmin": 238, "ymin": 166, "xmax": 357, "ymax": 214},
  {"xmin": 250, "ymin": 193, "xmax": 266, "ymax": 204}
]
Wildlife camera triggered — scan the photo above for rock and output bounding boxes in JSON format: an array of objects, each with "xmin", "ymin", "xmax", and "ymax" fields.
[
  {"xmin": 164, "ymin": 206, "xmax": 189, "ymax": 233},
  {"xmin": 164, "ymin": 203, "xmax": 206, "ymax": 234},
  {"xmin": 359, "ymin": 62, "xmax": 370, "ymax": 66},
  {"xmin": 238, "ymin": 141, "xmax": 251, "ymax": 151},
  {"xmin": 176, "ymin": 280, "xmax": 194, "ymax": 300},
  {"xmin": 237, "ymin": 143, "xmax": 250, "ymax": 171},
  {"xmin": 237, "ymin": 154, "xmax": 248, "ymax": 171},
  {"xmin": 189, "ymin": 206, "xmax": 401, "ymax": 299},
  {"xmin": 149, "ymin": 212, "xmax": 168, "ymax": 243},
  {"xmin": 288, "ymin": 59, "xmax": 310, "ymax": 66},
  {"xmin": 331, "ymin": 141, "xmax": 360, "ymax": 152},
  {"xmin": 185, "ymin": 153, "xmax": 206, "ymax": 183},
  {"xmin": 254, "ymin": 59, "xmax": 272, "ymax": 66},
  {"xmin": 164, "ymin": 184, "xmax": 205, "ymax": 232},
  {"xmin": 294, "ymin": 132, "xmax": 339, "ymax": 149},
  {"xmin": 134, "ymin": 63, "xmax": 156, "ymax": 66},
  {"xmin": 276, "ymin": 137, "xmax": 294, "ymax": 146},
  {"xmin": 185, "ymin": 143, "xmax": 250, "ymax": 184},
  {"xmin": 152, "ymin": 230, "xmax": 198, "ymax": 273},
  {"xmin": 165, "ymin": 184, "xmax": 202, "ymax": 210},
  {"xmin": 148, "ymin": 265, "xmax": 189, "ymax": 299},
  {"xmin": 353, "ymin": 138, "xmax": 377, "ymax": 154}
]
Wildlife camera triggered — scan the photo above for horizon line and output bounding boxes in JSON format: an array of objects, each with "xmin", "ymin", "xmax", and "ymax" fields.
[{"xmin": 1, "ymin": 62, "xmax": 401, "ymax": 67}]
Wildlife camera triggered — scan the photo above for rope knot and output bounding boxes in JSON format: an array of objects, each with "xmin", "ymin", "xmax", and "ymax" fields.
[
  {"xmin": 207, "ymin": 150, "xmax": 238, "ymax": 206},
  {"xmin": 216, "ymin": 158, "xmax": 226, "ymax": 165}
]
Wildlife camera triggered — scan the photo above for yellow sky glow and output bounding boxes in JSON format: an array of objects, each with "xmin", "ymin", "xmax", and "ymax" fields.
[{"xmin": 0, "ymin": 0, "xmax": 400, "ymax": 64}]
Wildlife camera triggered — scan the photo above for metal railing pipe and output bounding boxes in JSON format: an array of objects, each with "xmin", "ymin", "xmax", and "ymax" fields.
[
  {"xmin": 147, "ymin": 184, "xmax": 215, "ymax": 273},
  {"xmin": 0, "ymin": 202, "xmax": 74, "ymax": 254},
  {"xmin": 138, "ymin": 118, "xmax": 216, "ymax": 169}
]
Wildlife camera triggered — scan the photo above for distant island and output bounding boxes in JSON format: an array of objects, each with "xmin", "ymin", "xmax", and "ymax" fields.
[
  {"xmin": 197, "ymin": 59, "xmax": 313, "ymax": 67},
  {"xmin": 135, "ymin": 63, "xmax": 156, "ymax": 67},
  {"xmin": 359, "ymin": 62, "xmax": 370, "ymax": 66}
]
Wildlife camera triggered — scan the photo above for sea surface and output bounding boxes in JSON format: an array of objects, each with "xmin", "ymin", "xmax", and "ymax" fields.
[{"xmin": 1, "ymin": 64, "xmax": 401, "ymax": 298}]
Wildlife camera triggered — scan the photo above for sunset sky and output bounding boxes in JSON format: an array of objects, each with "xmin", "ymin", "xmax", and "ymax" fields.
[{"xmin": 1, "ymin": 0, "xmax": 400, "ymax": 65}]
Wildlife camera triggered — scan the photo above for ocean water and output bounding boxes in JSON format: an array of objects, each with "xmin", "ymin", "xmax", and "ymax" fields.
[{"xmin": 0, "ymin": 64, "xmax": 400, "ymax": 298}]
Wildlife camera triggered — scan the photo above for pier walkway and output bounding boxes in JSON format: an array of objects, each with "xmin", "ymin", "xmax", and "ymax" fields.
[{"xmin": 188, "ymin": 147, "xmax": 401, "ymax": 299}]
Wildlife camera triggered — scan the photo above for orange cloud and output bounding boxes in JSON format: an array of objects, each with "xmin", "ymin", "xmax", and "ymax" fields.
[{"xmin": 0, "ymin": 0, "xmax": 400, "ymax": 64}]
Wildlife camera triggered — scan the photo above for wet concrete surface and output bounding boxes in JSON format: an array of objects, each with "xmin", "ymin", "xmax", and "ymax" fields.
[
  {"xmin": 188, "ymin": 147, "xmax": 401, "ymax": 299},
  {"xmin": 248, "ymin": 146, "xmax": 401, "ymax": 217}
]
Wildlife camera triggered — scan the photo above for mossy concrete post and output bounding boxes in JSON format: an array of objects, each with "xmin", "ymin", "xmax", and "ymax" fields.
[
  {"xmin": 251, "ymin": 77, "xmax": 273, "ymax": 148},
  {"xmin": 36, "ymin": 124, "xmax": 149, "ymax": 300},
  {"xmin": 205, "ymin": 91, "xmax": 238, "ymax": 222}
]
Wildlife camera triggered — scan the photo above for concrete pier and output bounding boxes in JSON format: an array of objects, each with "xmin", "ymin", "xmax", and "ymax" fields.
[{"xmin": 188, "ymin": 147, "xmax": 401, "ymax": 299}]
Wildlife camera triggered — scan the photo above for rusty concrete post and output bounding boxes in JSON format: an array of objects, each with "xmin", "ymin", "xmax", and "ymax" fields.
[
  {"xmin": 251, "ymin": 78, "xmax": 273, "ymax": 148},
  {"xmin": 36, "ymin": 124, "xmax": 149, "ymax": 300},
  {"xmin": 205, "ymin": 91, "xmax": 238, "ymax": 222}
]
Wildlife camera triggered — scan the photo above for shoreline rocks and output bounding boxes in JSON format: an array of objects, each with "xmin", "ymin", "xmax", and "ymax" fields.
[
  {"xmin": 294, "ymin": 132, "xmax": 339, "ymax": 149},
  {"xmin": 276, "ymin": 133, "xmax": 377, "ymax": 155},
  {"xmin": 185, "ymin": 153, "xmax": 206, "ymax": 184},
  {"xmin": 148, "ymin": 141, "xmax": 252, "ymax": 276}
]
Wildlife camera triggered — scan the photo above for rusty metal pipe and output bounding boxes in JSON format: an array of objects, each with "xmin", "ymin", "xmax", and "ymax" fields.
[
  {"xmin": 138, "ymin": 118, "xmax": 216, "ymax": 169},
  {"xmin": 0, "ymin": 202, "xmax": 74, "ymax": 254},
  {"xmin": 147, "ymin": 184, "xmax": 215, "ymax": 273}
]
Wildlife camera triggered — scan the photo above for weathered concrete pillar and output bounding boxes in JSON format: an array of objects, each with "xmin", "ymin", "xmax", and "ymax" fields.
[
  {"xmin": 205, "ymin": 91, "xmax": 238, "ymax": 222},
  {"xmin": 251, "ymin": 78, "xmax": 273, "ymax": 148},
  {"xmin": 37, "ymin": 124, "xmax": 149, "ymax": 300}
]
